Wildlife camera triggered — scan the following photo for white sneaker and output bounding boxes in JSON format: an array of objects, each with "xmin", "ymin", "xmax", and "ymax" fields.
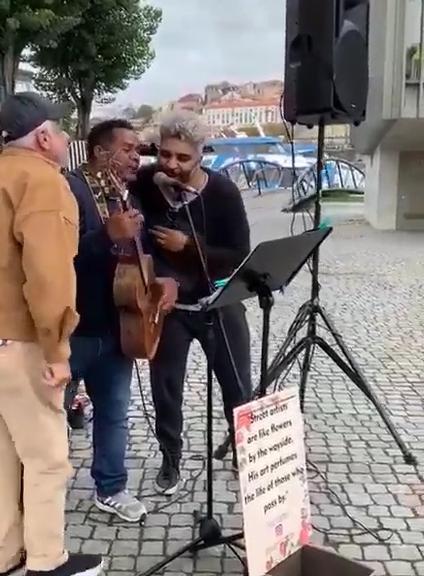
[{"xmin": 95, "ymin": 490, "xmax": 147, "ymax": 523}]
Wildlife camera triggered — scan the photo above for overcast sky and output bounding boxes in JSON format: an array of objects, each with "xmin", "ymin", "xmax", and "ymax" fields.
[{"xmin": 116, "ymin": 0, "xmax": 285, "ymax": 107}]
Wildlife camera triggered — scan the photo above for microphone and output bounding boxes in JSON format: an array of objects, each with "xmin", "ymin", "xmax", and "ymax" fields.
[
  {"xmin": 153, "ymin": 171, "xmax": 199, "ymax": 196},
  {"xmin": 153, "ymin": 172, "xmax": 200, "ymax": 210}
]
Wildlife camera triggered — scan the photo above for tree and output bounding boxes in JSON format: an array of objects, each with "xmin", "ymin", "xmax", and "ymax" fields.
[
  {"xmin": 136, "ymin": 104, "xmax": 154, "ymax": 122},
  {"xmin": 33, "ymin": 0, "xmax": 162, "ymax": 138},
  {"xmin": 122, "ymin": 105, "xmax": 137, "ymax": 120},
  {"xmin": 0, "ymin": 1, "xmax": 83, "ymax": 101}
]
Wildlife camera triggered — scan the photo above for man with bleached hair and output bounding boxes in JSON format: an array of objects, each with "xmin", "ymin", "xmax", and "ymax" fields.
[{"xmin": 131, "ymin": 110, "xmax": 252, "ymax": 495}]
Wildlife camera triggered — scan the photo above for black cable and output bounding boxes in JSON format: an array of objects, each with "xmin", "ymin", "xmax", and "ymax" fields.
[
  {"xmin": 279, "ymin": 92, "xmax": 313, "ymax": 236},
  {"xmin": 278, "ymin": 105, "xmax": 315, "ymax": 289},
  {"xmin": 307, "ymin": 459, "xmax": 395, "ymax": 542},
  {"xmin": 186, "ymin": 185, "xmax": 249, "ymax": 409}
]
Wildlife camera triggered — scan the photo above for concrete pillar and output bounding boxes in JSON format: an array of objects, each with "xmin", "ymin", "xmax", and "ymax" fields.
[
  {"xmin": 365, "ymin": 147, "xmax": 424, "ymax": 230},
  {"xmin": 397, "ymin": 151, "xmax": 424, "ymax": 230},
  {"xmin": 364, "ymin": 148, "xmax": 400, "ymax": 230}
]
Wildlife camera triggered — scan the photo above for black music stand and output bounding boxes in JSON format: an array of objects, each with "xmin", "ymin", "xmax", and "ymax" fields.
[{"xmin": 138, "ymin": 228, "xmax": 331, "ymax": 576}]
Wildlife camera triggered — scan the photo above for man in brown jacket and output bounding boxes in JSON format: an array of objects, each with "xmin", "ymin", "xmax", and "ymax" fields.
[{"xmin": 0, "ymin": 93, "xmax": 103, "ymax": 576}]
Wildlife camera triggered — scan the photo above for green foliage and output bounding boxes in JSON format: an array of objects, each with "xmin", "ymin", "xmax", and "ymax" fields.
[
  {"xmin": 0, "ymin": 0, "xmax": 84, "ymax": 99},
  {"xmin": 122, "ymin": 105, "xmax": 137, "ymax": 119},
  {"xmin": 0, "ymin": 0, "xmax": 83, "ymax": 52},
  {"xmin": 136, "ymin": 104, "xmax": 154, "ymax": 120},
  {"xmin": 33, "ymin": 0, "xmax": 162, "ymax": 137}
]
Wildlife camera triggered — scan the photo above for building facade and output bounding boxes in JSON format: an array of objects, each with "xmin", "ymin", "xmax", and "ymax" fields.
[
  {"xmin": 352, "ymin": 0, "xmax": 424, "ymax": 230},
  {"xmin": 203, "ymin": 97, "xmax": 280, "ymax": 128}
]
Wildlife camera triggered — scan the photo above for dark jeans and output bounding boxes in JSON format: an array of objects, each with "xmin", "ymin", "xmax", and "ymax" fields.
[
  {"xmin": 150, "ymin": 304, "xmax": 251, "ymax": 461},
  {"xmin": 70, "ymin": 333, "xmax": 133, "ymax": 497}
]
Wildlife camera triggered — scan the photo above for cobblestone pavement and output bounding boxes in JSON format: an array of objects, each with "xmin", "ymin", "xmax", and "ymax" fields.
[{"xmin": 67, "ymin": 198, "xmax": 424, "ymax": 576}]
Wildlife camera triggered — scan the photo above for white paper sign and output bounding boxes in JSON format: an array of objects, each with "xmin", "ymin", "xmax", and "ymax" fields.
[{"xmin": 234, "ymin": 389, "xmax": 311, "ymax": 576}]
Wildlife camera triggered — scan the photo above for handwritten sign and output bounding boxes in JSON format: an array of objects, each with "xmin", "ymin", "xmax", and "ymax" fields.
[{"xmin": 234, "ymin": 389, "xmax": 311, "ymax": 576}]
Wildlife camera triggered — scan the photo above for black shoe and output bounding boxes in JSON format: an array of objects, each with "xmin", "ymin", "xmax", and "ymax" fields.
[
  {"xmin": 231, "ymin": 437, "xmax": 238, "ymax": 472},
  {"xmin": 1, "ymin": 557, "xmax": 25, "ymax": 576},
  {"xmin": 232, "ymin": 449, "xmax": 238, "ymax": 472},
  {"xmin": 67, "ymin": 405, "xmax": 85, "ymax": 430},
  {"xmin": 155, "ymin": 457, "xmax": 181, "ymax": 496},
  {"xmin": 213, "ymin": 434, "xmax": 232, "ymax": 460},
  {"xmin": 26, "ymin": 554, "xmax": 103, "ymax": 576}
]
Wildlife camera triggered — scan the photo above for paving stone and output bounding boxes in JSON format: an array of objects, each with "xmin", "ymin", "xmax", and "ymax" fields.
[
  {"xmin": 401, "ymin": 532, "xmax": 424, "ymax": 545},
  {"xmin": 363, "ymin": 545, "xmax": 391, "ymax": 561},
  {"xmin": 366, "ymin": 484, "xmax": 388, "ymax": 494},
  {"xmin": 170, "ymin": 514, "xmax": 196, "ymax": 527},
  {"xmin": 66, "ymin": 538, "xmax": 82, "ymax": 553},
  {"xmin": 407, "ymin": 519, "xmax": 424, "ymax": 532},
  {"xmin": 110, "ymin": 557, "xmax": 136, "ymax": 571},
  {"xmin": 362, "ymin": 561, "xmax": 386, "ymax": 576},
  {"xmin": 141, "ymin": 540, "xmax": 165, "ymax": 556},
  {"xmin": 372, "ymin": 494, "xmax": 398, "ymax": 506},
  {"xmin": 117, "ymin": 527, "xmax": 140, "ymax": 540},
  {"xmin": 66, "ymin": 215, "xmax": 424, "ymax": 576},
  {"xmin": 389, "ymin": 545, "xmax": 423, "ymax": 561},
  {"xmin": 348, "ymin": 493, "xmax": 373, "ymax": 506},
  {"xmin": 66, "ymin": 525, "xmax": 92, "ymax": 539},
  {"xmin": 93, "ymin": 526, "xmax": 118, "ymax": 540},
  {"xmin": 136, "ymin": 556, "xmax": 164, "ymax": 572},
  {"xmin": 384, "ymin": 561, "xmax": 417, "ymax": 576},
  {"xmin": 194, "ymin": 557, "xmax": 223, "ymax": 573},
  {"xmin": 390, "ymin": 505, "xmax": 416, "ymax": 518},
  {"xmin": 81, "ymin": 539, "xmax": 111, "ymax": 555},
  {"xmin": 110, "ymin": 540, "xmax": 140, "ymax": 556},
  {"xmin": 337, "ymin": 544, "xmax": 363, "ymax": 560},
  {"xmin": 379, "ymin": 517, "xmax": 409, "ymax": 531}
]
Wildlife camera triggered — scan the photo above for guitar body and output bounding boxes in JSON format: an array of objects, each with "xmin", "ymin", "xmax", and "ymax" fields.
[{"xmin": 113, "ymin": 252, "xmax": 165, "ymax": 360}]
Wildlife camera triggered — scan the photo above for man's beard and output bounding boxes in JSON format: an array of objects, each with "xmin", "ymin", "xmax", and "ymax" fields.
[{"xmin": 160, "ymin": 166, "xmax": 195, "ymax": 184}]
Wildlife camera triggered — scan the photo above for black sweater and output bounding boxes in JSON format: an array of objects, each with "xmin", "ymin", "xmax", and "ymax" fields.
[{"xmin": 131, "ymin": 165, "xmax": 251, "ymax": 304}]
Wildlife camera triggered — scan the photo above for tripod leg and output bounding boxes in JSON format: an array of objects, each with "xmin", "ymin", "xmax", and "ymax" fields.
[
  {"xmin": 139, "ymin": 537, "xmax": 204, "ymax": 576},
  {"xmin": 266, "ymin": 337, "xmax": 310, "ymax": 389},
  {"xmin": 315, "ymin": 336, "xmax": 417, "ymax": 466},
  {"xmin": 317, "ymin": 305, "xmax": 369, "ymax": 376},
  {"xmin": 267, "ymin": 301, "xmax": 311, "ymax": 382},
  {"xmin": 299, "ymin": 342, "xmax": 313, "ymax": 412},
  {"xmin": 204, "ymin": 315, "xmax": 216, "ymax": 519}
]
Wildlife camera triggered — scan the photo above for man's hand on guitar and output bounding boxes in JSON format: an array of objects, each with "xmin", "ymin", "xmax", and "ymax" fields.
[
  {"xmin": 155, "ymin": 278, "xmax": 179, "ymax": 312},
  {"xmin": 151, "ymin": 226, "xmax": 189, "ymax": 252},
  {"xmin": 106, "ymin": 209, "xmax": 144, "ymax": 242}
]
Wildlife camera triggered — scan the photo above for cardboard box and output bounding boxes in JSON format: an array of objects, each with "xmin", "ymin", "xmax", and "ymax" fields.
[{"xmin": 268, "ymin": 545, "xmax": 374, "ymax": 576}]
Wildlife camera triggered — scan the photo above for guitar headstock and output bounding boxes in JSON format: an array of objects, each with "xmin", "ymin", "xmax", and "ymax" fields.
[
  {"xmin": 96, "ymin": 151, "xmax": 129, "ymax": 202},
  {"xmin": 96, "ymin": 167, "xmax": 128, "ymax": 202}
]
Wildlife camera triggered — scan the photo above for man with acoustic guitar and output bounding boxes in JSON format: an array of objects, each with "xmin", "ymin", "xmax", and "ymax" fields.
[{"xmin": 67, "ymin": 120, "xmax": 178, "ymax": 523}]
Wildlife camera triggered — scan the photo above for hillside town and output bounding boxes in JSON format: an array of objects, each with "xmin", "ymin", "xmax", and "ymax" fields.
[
  {"xmin": 128, "ymin": 79, "xmax": 350, "ymax": 148},
  {"xmin": 14, "ymin": 66, "xmax": 351, "ymax": 148}
]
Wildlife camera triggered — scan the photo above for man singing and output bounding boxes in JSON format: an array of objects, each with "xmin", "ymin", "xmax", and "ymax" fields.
[
  {"xmin": 131, "ymin": 110, "xmax": 252, "ymax": 495},
  {"xmin": 0, "ymin": 93, "xmax": 102, "ymax": 576},
  {"xmin": 67, "ymin": 120, "xmax": 178, "ymax": 522}
]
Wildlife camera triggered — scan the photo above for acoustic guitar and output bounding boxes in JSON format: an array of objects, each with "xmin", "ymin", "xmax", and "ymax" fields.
[{"xmin": 94, "ymin": 169, "xmax": 165, "ymax": 360}]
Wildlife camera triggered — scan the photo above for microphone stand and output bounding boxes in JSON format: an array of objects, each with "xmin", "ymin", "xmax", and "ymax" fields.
[{"xmin": 139, "ymin": 186, "xmax": 246, "ymax": 576}]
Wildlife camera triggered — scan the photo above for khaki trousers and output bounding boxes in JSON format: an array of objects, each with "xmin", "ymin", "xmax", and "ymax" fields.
[{"xmin": 0, "ymin": 342, "xmax": 72, "ymax": 572}]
